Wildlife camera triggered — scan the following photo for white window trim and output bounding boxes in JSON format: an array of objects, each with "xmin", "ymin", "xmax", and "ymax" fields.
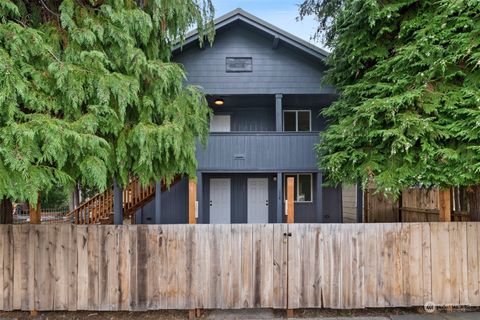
[
  {"xmin": 282, "ymin": 110, "xmax": 312, "ymax": 132},
  {"xmin": 284, "ymin": 173, "xmax": 313, "ymax": 203}
]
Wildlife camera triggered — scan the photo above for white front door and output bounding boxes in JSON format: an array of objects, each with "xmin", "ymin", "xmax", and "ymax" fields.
[
  {"xmin": 247, "ymin": 178, "xmax": 269, "ymax": 223},
  {"xmin": 210, "ymin": 115, "xmax": 231, "ymax": 132},
  {"xmin": 209, "ymin": 178, "xmax": 231, "ymax": 224}
]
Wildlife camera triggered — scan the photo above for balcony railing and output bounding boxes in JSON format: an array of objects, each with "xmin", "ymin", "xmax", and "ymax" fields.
[{"xmin": 196, "ymin": 132, "xmax": 319, "ymax": 171}]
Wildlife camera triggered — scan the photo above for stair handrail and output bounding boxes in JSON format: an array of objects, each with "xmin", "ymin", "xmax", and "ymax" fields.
[{"xmin": 66, "ymin": 175, "xmax": 183, "ymax": 224}]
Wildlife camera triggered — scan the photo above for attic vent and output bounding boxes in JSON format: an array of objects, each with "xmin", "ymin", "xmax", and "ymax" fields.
[{"xmin": 226, "ymin": 57, "xmax": 252, "ymax": 72}]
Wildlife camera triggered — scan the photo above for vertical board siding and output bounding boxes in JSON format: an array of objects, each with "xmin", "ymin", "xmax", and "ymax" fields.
[
  {"xmin": 196, "ymin": 133, "xmax": 319, "ymax": 171},
  {"xmin": 0, "ymin": 223, "xmax": 479, "ymax": 310}
]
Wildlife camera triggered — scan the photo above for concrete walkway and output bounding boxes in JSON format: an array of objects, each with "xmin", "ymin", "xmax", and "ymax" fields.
[{"xmin": 205, "ymin": 310, "xmax": 480, "ymax": 320}]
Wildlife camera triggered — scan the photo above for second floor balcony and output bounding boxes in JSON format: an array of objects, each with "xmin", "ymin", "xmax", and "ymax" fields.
[
  {"xmin": 194, "ymin": 94, "xmax": 335, "ymax": 172},
  {"xmin": 196, "ymin": 132, "xmax": 319, "ymax": 172}
]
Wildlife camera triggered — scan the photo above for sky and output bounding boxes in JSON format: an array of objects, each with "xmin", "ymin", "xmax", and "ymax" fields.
[{"xmin": 211, "ymin": 0, "xmax": 326, "ymax": 50}]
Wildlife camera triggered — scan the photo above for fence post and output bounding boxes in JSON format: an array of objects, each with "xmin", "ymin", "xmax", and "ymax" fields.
[
  {"xmin": 286, "ymin": 176, "xmax": 295, "ymax": 318},
  {"xmin": 438, "ymin": 188, "xmax": 452, "ymax": 222},
  {"xmin": 189, "ymin": 179, "xmax": 199, "ymax": 319}
]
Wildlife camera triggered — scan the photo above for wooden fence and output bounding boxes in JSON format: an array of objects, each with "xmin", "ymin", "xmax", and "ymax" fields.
[
  {"xmin": 0, "ymin": 223, "xmax": 479, "ymax": 311},
  {"xmin": 365, "ymin": 187, "xmax": 474, "ymax": 223}
]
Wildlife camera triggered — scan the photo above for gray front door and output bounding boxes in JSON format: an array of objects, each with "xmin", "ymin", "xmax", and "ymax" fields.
[
  {"xmin": 209, "ymin": 178, "xmax": 231, "ymax": 223},
  {"xmin": 247, "ymin": 178, "xmax": 269, "ymax": 223}
]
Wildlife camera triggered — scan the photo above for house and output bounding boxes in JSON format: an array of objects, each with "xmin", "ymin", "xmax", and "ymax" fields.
[{"xmin": 133, "ymin": 8, "xmax": 352, "ymax": 224}]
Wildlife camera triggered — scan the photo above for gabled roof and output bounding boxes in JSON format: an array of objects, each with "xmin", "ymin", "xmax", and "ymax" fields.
[{"xmin": 173, "ymin": 8, "xmax": 329, "ymax": 61}]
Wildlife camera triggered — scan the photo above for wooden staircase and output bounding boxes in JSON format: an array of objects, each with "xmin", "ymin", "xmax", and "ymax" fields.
[{"xmin": 66, "ymin": 176, "xmax": 183, "ymax": 224}]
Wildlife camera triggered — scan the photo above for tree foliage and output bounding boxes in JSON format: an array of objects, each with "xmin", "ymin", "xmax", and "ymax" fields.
[
  {"xmin": 0, "ymin": 0, "xmax": 214, "ymax": 204},
  {"xmin": 299, "ymin": 0, "xmax": 480, "ymax": 194}
]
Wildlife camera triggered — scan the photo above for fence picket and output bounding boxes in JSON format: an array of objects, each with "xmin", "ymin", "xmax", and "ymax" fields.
[{"xmin": 0, "ymin": 223, "xmax": 480, "ymax": 311}]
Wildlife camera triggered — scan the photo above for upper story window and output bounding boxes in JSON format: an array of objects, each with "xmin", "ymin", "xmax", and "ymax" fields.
[
  {"xmin": 283, "ymin": 110, "xmax": 311, "ymax": 132},
  {"xmin": 210, "ymin": 115, "xmax": 231, "ymax": 132}
]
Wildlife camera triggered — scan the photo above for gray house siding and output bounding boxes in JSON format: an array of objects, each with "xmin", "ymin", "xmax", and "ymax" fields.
[
  {"xmin": 138, "ymin": 173, "xmax": 342, "ymax": 224},
  {"xmin": 174, "ymin": 22, "xmax": 334, "ymax": 95},
  {"xmin": 195, "ymin": 173, "xmax": 341, "ymax": 223},
  {"xmin": 138, "ymin": 177, "xmax": 189, "ymax": 224},
  {"xmin": 211, "ymin": 104, "xmax": 327, "ymax": 132},
  {"xmin": 196, "ymin": 132, "xmax": 319, "ymax": 172},
  {"xmin": 322, "ymin": 186, "xmax": 343, "ymax": 223},
  {"xmin": 214, "ymin": 106, "xmax": 275, "ymax": 132},
  {"xmin": 132, "ymin": 10, "xmax": 344, "ymax": 225}
]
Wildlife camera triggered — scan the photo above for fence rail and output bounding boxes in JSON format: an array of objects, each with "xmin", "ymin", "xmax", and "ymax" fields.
[
  {"xmin": 0, "ymin": 223, "xmax": 478, "ymax": 311},
  {"xmin": 13, "ymin": 208, "xmax": 69, "ymax": 224}
]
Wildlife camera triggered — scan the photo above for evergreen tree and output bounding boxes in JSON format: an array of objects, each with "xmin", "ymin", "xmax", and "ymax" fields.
[
  {"xmin": 0, "ymin": 0, "xmax": 214, "ymax": 221},
  {"xmin": 299, "ymin": 0, "xmax": 480, "ymax": 194}
]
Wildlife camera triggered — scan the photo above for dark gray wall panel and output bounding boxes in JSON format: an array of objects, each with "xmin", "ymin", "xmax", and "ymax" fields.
[
  {"xmin": 212, "ymin": 104, "xmax": 326, "ymax": 132},
  {"xmin": 213, "ymin": 106, "xmax": 275, "ymax": 131},
  {"xmin": 322, "ymin": 186, "xmax": 343, "ymax": 223},
  {"xmin": 140, "ymin": 177, "xmax": 189, "ymax": 224},
  {"xmin": 174, "ymin": 22, "xmax": 334, "ymax": 95},
  {"xmin": 196, "ymin": 133, "xmax": 319, "ymax": 171}
]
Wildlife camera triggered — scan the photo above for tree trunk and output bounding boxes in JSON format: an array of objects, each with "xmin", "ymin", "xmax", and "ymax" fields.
[
  {"xmin": 467, "ymin": 185, "xmax": 480, "ymax": 221},
  {"xmin": 29, "ymin": 193, "xmax": 42, "ymax": 224},
  {"xmin": 68, "ymin": 183, "xmax": 81, "ymax": 211},
  {"xmin": 0, "ymin": 197, "xmax": 13, "ymax": 224}
]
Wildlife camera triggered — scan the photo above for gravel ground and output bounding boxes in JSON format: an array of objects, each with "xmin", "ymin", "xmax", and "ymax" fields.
[{"xmin": 0, "ymin": 308, "xmax": 478, "ymax": 320}]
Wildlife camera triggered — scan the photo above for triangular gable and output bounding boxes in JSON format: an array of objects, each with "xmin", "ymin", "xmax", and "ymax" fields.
[{"xmin": 173, "ymin": 8, "xmax": 329, "ymax": 61}]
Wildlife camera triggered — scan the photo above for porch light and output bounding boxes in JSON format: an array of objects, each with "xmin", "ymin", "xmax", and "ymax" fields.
[{"xmin": 214, "ymin": 98, "xmax": 224, "ymax": 106}]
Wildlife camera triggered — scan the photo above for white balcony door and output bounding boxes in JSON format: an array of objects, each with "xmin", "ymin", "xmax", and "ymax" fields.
[
  {"xmin": 247, "ymin": 178, "xmax": 269, "ymax": 223},
  {"xmin": 210, "ymin": 115, "xmax": 231, "ymax": 132},
  {"xmin": 209, "ymin": 178, "xmax": 231, "ymax": 223}
]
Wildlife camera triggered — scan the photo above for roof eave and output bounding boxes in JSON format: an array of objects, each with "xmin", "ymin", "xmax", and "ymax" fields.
[{"xmin": 172, "ymin": 8, "xmax": 329, "ymax": 61}]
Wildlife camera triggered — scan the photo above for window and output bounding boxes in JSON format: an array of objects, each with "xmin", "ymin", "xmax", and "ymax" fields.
[
  {"xmin": 283, "ymin": 110, "xmax": 311, "ymax": 132},
  {"xmin": 210, "ymin": 115, "xmax": 231, "ymax": 132},
  {"xmin": 284, "ymin": 174, "xmax": 312, "ymax": 202},
  {"xmin": 226, "ymin": 57, "xmax": 252, "ymax": 72}
]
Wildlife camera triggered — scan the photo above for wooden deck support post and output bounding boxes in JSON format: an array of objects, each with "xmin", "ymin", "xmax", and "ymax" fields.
[
  {"xmin": 188, "ymin": 180, "xmax": 197, "ymax": 224},
  {"xmin": 439, "ymin": 188, "xmax": 452, "ymax": 222},
  {"xmin": 29, "ymin": 192, "xmax": 41, "ymax": 224},
  {"xmin": 286, "ymin": 177, "xmax": 295, "ymax": 224},
  {"xmin": 188, "ymin": 179, "xmax": 199, "ymax": 317}
]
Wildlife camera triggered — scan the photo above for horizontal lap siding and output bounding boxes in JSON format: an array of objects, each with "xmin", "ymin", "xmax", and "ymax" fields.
[
  {"xmin": 2, "ymin": 223, "xmax": 476, "ymax": 311},
  {"xmin": 174, "ymin": 22, "xmax": 333, "ymax": 95}
]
